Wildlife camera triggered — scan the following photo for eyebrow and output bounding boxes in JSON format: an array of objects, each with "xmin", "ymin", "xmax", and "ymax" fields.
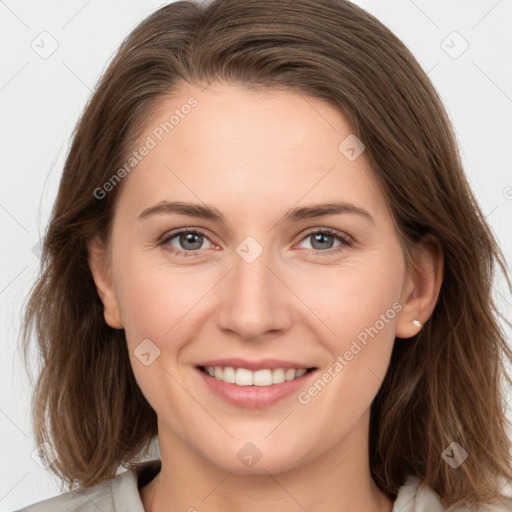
[{"xmin": 138, "ymin": 200, "xmax": 375, "ymax": 226}]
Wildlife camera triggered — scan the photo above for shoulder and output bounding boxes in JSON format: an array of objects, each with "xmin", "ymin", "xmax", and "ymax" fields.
[
  {"xmin": 394, "ymin": 475, "xmax": 512, "ymax": 512},
  {"xmin": 14, "ymin": 459, "xmax": 161, "ymax": 512},
  {"xmin": 394, "ymin": 475, "xmax": 446, "ymax": 512}
]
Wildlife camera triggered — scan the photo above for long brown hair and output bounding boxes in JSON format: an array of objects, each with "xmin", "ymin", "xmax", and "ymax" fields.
[{"xmin": 22, "ymin": 0, "xmax": 512, "ymax": 507}]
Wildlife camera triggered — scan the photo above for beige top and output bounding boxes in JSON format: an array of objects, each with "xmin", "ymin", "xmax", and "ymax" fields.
[{"xmin": 14, "ymin": 459, "xmax": 512, "ymax": 511}]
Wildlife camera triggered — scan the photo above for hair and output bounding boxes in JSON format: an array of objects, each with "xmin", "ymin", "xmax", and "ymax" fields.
[{"xmin": 21, "ymin": 0, "xmax": 512, "ymax": 507}]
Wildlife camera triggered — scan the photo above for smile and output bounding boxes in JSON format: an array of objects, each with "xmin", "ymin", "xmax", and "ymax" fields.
[{"xmin": 199, "ymin": 366, "xmax": 312, "ymax": 386}]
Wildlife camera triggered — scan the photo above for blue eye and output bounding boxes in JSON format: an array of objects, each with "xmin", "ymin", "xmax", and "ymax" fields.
[
  {"xmin": 160, "ymin": 228, "xmax": 212, "ymax": 257},
  {"xmin": 159, "ymin": 227, "xmax": 352, "ymax": 258},
  {"xmin": 298, "ymin": 228, "xmax": 352, "ymax": 253}
]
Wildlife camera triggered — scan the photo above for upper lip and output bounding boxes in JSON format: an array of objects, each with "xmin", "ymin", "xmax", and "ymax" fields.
[{"xmin": 196, "ymin": 358, "xmax": 316, "ymax": 371}]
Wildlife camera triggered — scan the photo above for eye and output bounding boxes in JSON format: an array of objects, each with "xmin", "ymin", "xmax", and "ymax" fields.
[
  {"xmin": 159, "ymin": 227, "xmax": 353, "ymax": 258},
  {"xmin": 160, "ymin": 228, "xmax": 215, "ymax": 257},
  {"xmin": 297, "ymin": 228, "xmax": 352, "ymax": 253}
]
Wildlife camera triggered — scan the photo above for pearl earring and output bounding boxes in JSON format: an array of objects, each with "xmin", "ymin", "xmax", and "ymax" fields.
[{"xmin": 413, "ymin": 319, "xmax": 422, "ymax": 328}]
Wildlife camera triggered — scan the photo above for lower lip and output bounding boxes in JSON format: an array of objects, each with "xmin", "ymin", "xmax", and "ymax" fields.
[{"xmin": 196, "ymin": 368, "xmax": 317, "ymax": 408}]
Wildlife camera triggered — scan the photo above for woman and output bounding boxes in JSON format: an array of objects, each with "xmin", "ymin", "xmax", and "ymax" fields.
[{"xmin": 19, "ymin": 0, "xmax": 512, "ymax": 510}]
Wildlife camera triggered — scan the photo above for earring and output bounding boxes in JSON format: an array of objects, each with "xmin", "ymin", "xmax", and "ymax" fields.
[{"xmin": 413, "ymin": 319, "xmax": 422, "ymax": 328}]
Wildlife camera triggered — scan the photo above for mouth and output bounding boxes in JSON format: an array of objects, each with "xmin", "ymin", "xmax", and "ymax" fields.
[
  {"xmin": 195, "ymin": 360, "xmax": 318, "ymax": 408},
  {"xmin": 198, "ymin": 365, "xmax": 316, "ymax": 386}
]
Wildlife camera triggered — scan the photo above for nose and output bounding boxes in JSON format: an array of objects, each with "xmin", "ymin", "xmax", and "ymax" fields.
[{"xmin": 215, "ymin": 244, "xmax": 294, "ymax": 342}]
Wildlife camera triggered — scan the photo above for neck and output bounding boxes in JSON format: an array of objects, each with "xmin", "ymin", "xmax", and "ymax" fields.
[{"xmin": 142, "ymin": 412, "xmax": 393, "ymax": 512}]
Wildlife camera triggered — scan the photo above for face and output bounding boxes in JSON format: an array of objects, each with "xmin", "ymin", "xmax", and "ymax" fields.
[{"xmin": 89, "ymin": 82, "xmax": 426, "ymax": 475}]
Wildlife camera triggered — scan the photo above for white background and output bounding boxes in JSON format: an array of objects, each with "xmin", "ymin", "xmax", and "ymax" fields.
[{"xmin": 1, "ymin": 0, "xmax": 511, "ymax": 509}]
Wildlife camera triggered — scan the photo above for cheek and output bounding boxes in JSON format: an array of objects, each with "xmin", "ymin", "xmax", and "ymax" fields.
[
  {"xmin": 294, "ymin": 254, "xmax": 403, "ymax": 344},
  {"xmin": 113, "ymin": 249, "xmax": 211, "ymax": 342},
  {"xmin": 112, "ymin": 256, "xmax": 201, "ymax": 410},
  {"xmin": 114, "ymin": 270, "xmax": 169, "ymax": 342},
  {"xmin": 293, "ymin": 253, "xmax": 403, "ymax": 400}
]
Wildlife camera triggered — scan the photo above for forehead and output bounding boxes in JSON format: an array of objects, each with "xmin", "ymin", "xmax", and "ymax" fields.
[{"xmin": 116, "ymin": 82, "xmax": 387, "ymax": 223}]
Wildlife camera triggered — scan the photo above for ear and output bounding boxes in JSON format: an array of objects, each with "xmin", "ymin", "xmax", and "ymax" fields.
[
  {"xmin": 395, "ymin": 234, "xmax": 444, "ymax": 339},
  {"xmin": 87, "ymin": 236, "xmax": 124, "ymax": 329}
]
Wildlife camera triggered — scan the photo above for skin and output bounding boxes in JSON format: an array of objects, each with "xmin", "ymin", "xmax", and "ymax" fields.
[{"xmin": 88, "ymin": 82, "xmax": 443, "ymax": 512}]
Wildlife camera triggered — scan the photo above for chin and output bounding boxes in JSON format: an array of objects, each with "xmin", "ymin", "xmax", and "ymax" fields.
[{"xmin": 199, "ymin": 438, "xmax": 309, "ymax": 475}]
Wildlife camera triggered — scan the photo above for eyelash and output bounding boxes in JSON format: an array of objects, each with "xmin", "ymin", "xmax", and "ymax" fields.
[{"xmin": 158, "ymin": 227, "xmax": 353, "ymax": 258}]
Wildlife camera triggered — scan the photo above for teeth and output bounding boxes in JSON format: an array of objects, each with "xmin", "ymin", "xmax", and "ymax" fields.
[
  {"xmin": 223, "ymin": 366, "xmax": 236, "ymax": 383},
  {"xmin": 236, "ymin": 368, "xmax": 253, "ymax": 386},
  {"xmin": 285, "ymin": 368, "xmax": 296, "ymax": 381},
  {"xmin": 203, "ymin": 366, "xmax": 310, "ymax": 386},
  {"xmin": 272, "ymin": 368, "xmax": 285, "ymax": 384}
]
